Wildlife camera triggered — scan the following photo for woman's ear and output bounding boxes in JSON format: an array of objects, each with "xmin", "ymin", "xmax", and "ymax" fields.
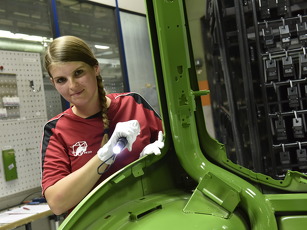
[
  {"xmin": 95, "ymin": 65, "xmax": 100, "ymax": 76},
  {"xmin": 49, "ymin": 77, "xmax": 55, "ymax": 86}
]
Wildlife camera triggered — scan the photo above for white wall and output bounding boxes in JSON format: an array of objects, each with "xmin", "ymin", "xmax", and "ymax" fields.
[{"xmin": 89, "ymin": 0, "xmax": 146, "ymax": 14}]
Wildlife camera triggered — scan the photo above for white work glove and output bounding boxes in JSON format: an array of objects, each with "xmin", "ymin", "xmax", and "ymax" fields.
[
  {"xmin": 139, "ymin": 131, "xmax": 164, "ymax": 158},
  {"xmin": 98, "ymin": 120, "xmax": 140, "ymax": 165}
]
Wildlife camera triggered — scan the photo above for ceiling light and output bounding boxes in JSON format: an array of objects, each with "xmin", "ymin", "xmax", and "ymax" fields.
[
  {"xmin": 0, "ymin": 30, "xmax": 48, "ymax": 42},
  {"xmin": 95, "ymin": 45, "xmax": 110, "ymax": 50}
]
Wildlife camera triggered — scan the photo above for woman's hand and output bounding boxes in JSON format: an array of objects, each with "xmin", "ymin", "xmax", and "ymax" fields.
[
  {"xmin": 97, "ymin": 120, "xmax": 140, "ymax": 164},
  {"xmin": 139, "ymin": 131, "xmax": 164, "ymax": 158}
]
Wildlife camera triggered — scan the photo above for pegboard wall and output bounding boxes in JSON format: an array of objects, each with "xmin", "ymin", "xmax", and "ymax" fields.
[{"xmin": 0, "ymin": 50, "xmax": 48, "ymax": 199}]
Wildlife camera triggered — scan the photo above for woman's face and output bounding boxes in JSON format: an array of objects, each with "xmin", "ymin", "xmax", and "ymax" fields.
[{"xmin": 49, "ymin": 61, "xmax": 100, "ymax": 109}]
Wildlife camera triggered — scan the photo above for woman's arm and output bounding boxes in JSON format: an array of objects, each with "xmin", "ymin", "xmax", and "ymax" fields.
[{"xmin": 45, "ymin": 155, "xmax": 107, "ymax": 215}]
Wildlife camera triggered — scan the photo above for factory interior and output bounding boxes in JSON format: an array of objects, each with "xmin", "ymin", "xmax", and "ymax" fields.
[{"xmin": 1, "ymin": 0, "xmax": 307, "ymax": 229}]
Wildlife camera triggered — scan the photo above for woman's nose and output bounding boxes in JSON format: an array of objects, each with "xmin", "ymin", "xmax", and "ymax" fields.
[{"xmin": 68, "ymin": 78, "xmax": 78, "ymax": 88}]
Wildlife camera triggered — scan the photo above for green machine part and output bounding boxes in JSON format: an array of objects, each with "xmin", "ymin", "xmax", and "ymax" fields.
[{"xmin": 58, "ymin": 1, "xmax": 307, "ymax": 229}]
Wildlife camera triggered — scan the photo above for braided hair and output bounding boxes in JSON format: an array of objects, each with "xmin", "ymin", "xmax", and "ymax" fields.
[{"xmin": 44, "ymin": 35, "xmax": 109, "ymax": 146}]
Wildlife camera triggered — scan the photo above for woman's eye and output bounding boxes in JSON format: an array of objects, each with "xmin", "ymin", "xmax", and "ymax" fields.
[
  {"xmin": 75, "ymin": 69, "xmax": 84, "ymax": 76},
  {"xmin": 56, "ymin": 77, "xmax": 66, "ymax": 84}
]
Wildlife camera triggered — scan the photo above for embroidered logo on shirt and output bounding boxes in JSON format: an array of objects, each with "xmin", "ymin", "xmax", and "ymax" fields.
[{"xmin": 71, "ymin": 141, "xmax": 92, "ymax": 156}]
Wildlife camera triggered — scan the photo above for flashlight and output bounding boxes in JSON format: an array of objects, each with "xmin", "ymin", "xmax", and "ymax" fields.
[{"xmin": 113, "ymin": 137, "xmax": 128, "ymax": 154}]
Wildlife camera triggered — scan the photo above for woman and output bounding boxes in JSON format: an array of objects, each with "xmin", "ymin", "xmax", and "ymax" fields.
[{"xmin": 41, "ymin": 36, "xmax": 163, "ymax": 215}]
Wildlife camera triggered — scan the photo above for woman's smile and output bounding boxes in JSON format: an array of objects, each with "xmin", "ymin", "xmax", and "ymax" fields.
[{"xmin": 70, "ymin": 89, "xmax": 85, "ymax": 97}]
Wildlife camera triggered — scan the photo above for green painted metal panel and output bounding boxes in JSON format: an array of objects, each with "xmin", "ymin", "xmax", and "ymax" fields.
[{"xmin": 277, "ymin": 216, "xmax": 307, "ymax": 230}]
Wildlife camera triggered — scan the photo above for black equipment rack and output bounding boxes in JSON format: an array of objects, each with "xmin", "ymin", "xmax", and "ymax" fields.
[{"xmin": 203, "ymin": 0, "xmax": 307, "ymax": 179}]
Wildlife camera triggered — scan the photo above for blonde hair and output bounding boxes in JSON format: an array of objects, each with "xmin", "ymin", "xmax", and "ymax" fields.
[{"xmin": 44, "ymin": 36, "xmax": 109, "ymax": 146}]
